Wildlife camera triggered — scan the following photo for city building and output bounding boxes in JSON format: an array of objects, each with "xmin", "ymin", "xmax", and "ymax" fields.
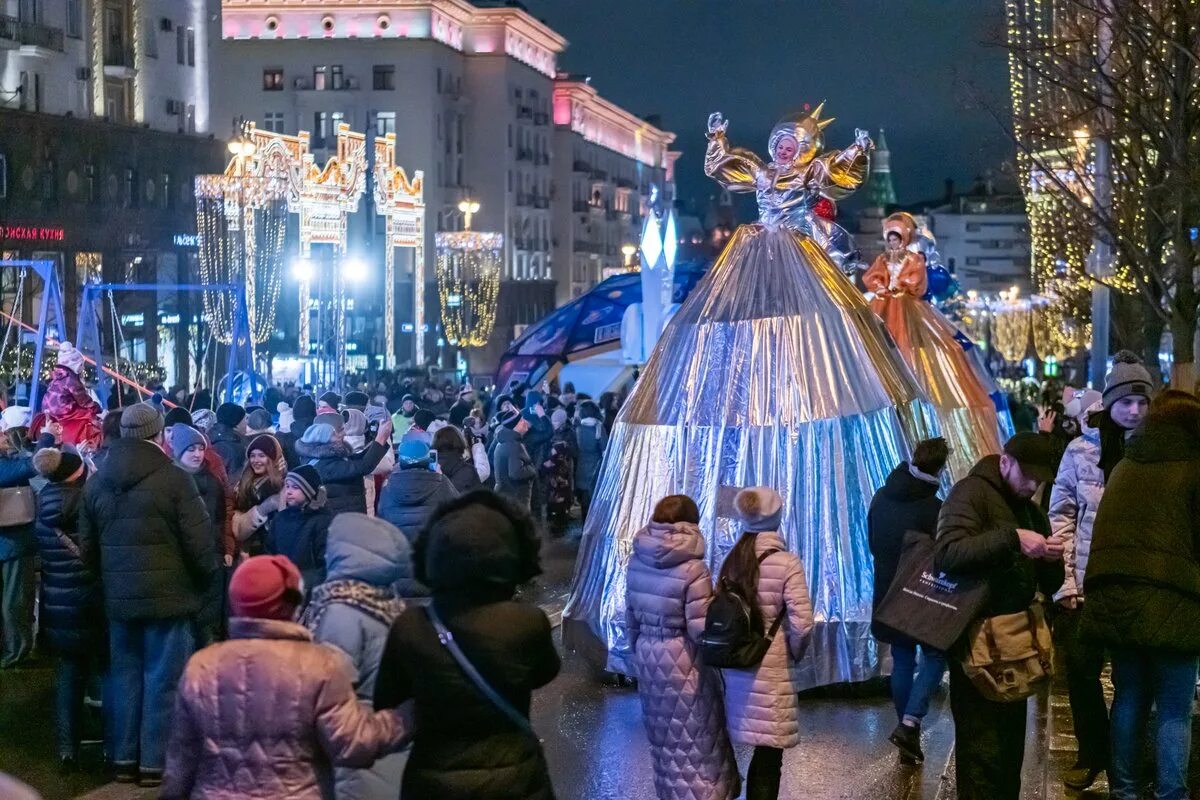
[
  {"xmin": 550, "ymin": 75, "xmax": 676, "ymax": 303},
  {"xmin": 0, "ymin": 0, "xmax": 224, "ymax": 390},
  {"xmin": 923, "ymin": 180, "xmax": 1031, "ymax": 294},
  {"xmin": 853, "ymin": 128, "xmax": 896, "ymax": 265}
]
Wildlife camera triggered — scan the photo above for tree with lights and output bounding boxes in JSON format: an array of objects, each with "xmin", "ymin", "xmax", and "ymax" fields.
[{"xmin": 1004, "ymin": 0, "xmax": 1199, "ymax": 388}]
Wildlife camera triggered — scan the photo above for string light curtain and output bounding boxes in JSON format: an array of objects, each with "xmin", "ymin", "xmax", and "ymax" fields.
[
  {"xmin": 435, "ymin": 232, "xmax": 502, "ymax": 347},
  {"xmin": 993, "ymin": 301, "xmax": 1032, "ymax": 363}
]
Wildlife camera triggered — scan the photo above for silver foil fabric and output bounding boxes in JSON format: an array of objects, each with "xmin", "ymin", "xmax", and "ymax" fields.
[{"xmin": 563, "ymin": 223, "xmax": 938, "ymax": 688}]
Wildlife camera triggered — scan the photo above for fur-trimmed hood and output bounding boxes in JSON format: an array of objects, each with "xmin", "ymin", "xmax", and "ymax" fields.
[{"xmin": 294, "ymin": 438, "xmax": 352, "ymax": 461}]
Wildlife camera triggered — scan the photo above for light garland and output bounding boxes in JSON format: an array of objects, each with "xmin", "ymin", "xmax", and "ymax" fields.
[
  {"xmin": 993, "ymin": 301, "xmax": 1032, "ymax": 363},
  {"xmin": 373, "ymin": 134, "xmax": 426, "ymax": 368},
  {"xmin": 435, "ymin": 232, "xmax": 502, "ymax": 347}
]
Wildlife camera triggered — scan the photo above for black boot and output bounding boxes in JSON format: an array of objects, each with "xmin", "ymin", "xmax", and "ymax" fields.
[
  {"xmin": 1063, "ymin": 761, "xmax": 1105, "ymax": 791},
  {"xmin": 889, "ymin": 722, "xmax": 924, "ymax": 763}
]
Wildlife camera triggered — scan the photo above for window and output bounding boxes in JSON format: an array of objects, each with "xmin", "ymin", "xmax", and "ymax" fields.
[
  {"xmin": 145, "ymin": 16, "xmax": 157, "ymax": 57},
  {"xmin": 331, "ymin": 111, "xmax": 346, "ymax": 131},
  {"xmin": 374, "ymin": 112, "xmax": 395, "ymax": 137},
  {"xmin": 83, "ymin": 163, "xmax": 95, "ymax": 204},
  {"xmin": 125, "ymin": 168, "xmax": 137, "ymax": 208},
  {"xmin": 262, "ymin": 69, "xmax": 283, "ymax": 91},
  {"xmin": 176, "ymin": 26, "xmax": 185, "ymax": 64},
  {"xmin": 313, "ymin": 66, "xmax": 327, "ymax": 91},
  {"xmin": 330, "ymin": 65, "xmax": 344, "ymax": 90},
  {"xmin": 161, "ymin": 172, "xmax": 172, "ymax": 209},
  {"xmin": 186, "ymin": 28, "xmax": 195, "ymax": 66},
  {"xmin": 67, "ymin": 0, "xmax": 82, "ymax": 37},
  {"xmin": 373, "ymin": 65, "xmax": 395, "ymax": 91},
  {"xmin": 0, "ymin": 154, "xmax": 7, "ymax": 199},
  {"xmin": 264, "ymin": 112, "xmax": 285, "ymax": 133},
  {"xmin": 313, "ymin": 111, "xmax": 328, "ymax": 147},
  {"xmin": 32, "ymin": 73, "xmax": 41, "ymax": 113}
]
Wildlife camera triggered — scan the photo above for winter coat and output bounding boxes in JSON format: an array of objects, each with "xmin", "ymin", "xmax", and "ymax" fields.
[
  {"xmin": 625, "ymin": 521, "xmax": 739, "ymax": 800},
  {"xmin": 492, "ymin": 428, "xmax": 536, "ymax": 510},
  {"xmin": 265, "ymin": 504, "xmax": 333, "ymax": 593},
  {"xmin": 867, "ymin": 463, "xmax": 942, "ymax": 644},
  {"xmin": 189, "ymin": 467, "xmax": 230, "ymax": 631},
  {"xmin": 520, "ymin": 411, "xmax": 553, "ymax": 466},
  {"xmin": 295, "ymin": 439, "xmax": 388, "ymax": 517},
  {"xmin": 720, "ymin": 531, "xmax": 815, "ymax": 749},
  {"xmin": 79, "ymin": 438, "xmax": 217, "ymax": 621},
  {"xmin": 377, "ymin": 467, "xmax": 459, "ymax": 540},
  {"xmin": 1048, "ymin": 430, "xmax": 1103, "ymax": 601},
  {"xmin": 933, "ymin": 454, "xmax": 1063, "ymax": 622},
  {"xmin": 207, "ymin": 424, "xmax": 246, "ymax": 478},
  {"xmin": 162, "ymin": 617, "xmax": 411, "ymax": 800},
  {"xmin": 277, "ymin": 418, "xmax": 312, "ymax": 470},
  {"xmin": 543, "ymin": 428, "xmax": 576, "ymax": 517},
  {"xmin": 573, "ymin": 418, "xmax": 606, "ymax": 495},
  {"xmin": 0, "ymin": 453, "xmax": 36, "ymax": 561},
  {"xmin": 439, "ymin": 452, "xmax": 483, "ymax": 494},
  {"xmin": 375, "ymin": 596, "xmax": 561, "ymax": 800},
  {"xmin": 33, "ymin": 474, "xmax": 104, "ymax": 657},
  {"xmin": 1082, "ymin": 418, "xmax": 1200, "ymax": 654},
  {"xmin": 309, "ymin": 519, "xmax": 410, "ymax": 800}
]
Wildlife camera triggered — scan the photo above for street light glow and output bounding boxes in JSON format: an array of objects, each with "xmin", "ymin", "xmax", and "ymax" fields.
[
  {"xmin": 343, "ymin": 255, "xmax": 369, "ymax": 283},
  {"xmin": 291, "ymin": 258, "xmax": 313, "ymax": 282}
]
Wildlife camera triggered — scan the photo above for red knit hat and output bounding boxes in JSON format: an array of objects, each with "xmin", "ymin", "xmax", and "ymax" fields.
[{"xmin": 228, "ymin": 556, "xmax": 303, "ymax": 620}]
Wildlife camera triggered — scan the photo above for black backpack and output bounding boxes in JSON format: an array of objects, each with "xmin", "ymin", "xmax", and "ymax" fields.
[{"xmin": 699, "ymin": 550, "xmax": 785, "ymax": 668}]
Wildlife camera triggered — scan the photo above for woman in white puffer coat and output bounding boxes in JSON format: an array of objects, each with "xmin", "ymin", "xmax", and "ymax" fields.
[{"xmin": 718, "ymin": 487, "xmax": 813, "ymax": 800}]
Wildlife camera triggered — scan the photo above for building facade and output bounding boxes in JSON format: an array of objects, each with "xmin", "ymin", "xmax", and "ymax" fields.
[
  {"xmin": 926, "ymin": 188, "xmax": 1031, "ymax": 294},
  {"xmin": 0, "ymin": 0, "xmax": 224, "ymax": 392}
]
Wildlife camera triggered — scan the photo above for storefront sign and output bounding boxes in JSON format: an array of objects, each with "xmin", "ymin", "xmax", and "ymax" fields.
[
  {"xmin": 0, "ymin": 225, "xmax": 65, "ymax": 242},
  {"xmin": 173, "ymin": 233, "xmax": 200, "ymax": 248}
]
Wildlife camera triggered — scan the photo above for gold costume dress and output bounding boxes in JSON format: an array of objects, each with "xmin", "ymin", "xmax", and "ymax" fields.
[{"xmin": 864, "ymin": 213, "xmax": 1004, "ymax": 481}]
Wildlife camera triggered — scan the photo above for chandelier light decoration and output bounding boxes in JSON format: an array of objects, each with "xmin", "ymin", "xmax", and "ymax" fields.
[
  {"xmin": 991, "ymin": 287, "xmax": 1032, "ymax": 363},
  {"xmin": 373, "ymin": 134, "xmax": 426, "ymax": 368},
  {"xmin": 436, "ymin": 200, "xmax": 502, "ymax": 348}
]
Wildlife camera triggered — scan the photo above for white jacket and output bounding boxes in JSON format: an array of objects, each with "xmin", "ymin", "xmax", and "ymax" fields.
[{"xmin": 1049, "ymin": 430, "xmax": 1103, "ymax": 601}]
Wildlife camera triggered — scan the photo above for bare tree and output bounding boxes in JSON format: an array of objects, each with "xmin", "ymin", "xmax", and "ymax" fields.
[{"xmin": 1003, "ymin": 0, "xmax": 1200, "ymax": 387}]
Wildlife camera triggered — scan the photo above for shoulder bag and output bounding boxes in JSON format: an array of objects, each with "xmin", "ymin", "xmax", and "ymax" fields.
[{"xmin": 960, "ymin": 599, "xmax": 1054, "ymax": 702}]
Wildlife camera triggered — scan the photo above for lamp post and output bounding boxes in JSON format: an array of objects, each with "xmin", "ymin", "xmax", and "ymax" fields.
[
  {"xmin": 621, "ymin": 243, "xmax": 637, "ymax": 270},
  {"xmin": 458, "ymin": 199, "xmax": 480, "ymax": 231}
]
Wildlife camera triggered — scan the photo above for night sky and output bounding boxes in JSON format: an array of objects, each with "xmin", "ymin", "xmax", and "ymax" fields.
[{"xmin": 520, "ymin": 0, "xmax": 1015, "ymax": 217}]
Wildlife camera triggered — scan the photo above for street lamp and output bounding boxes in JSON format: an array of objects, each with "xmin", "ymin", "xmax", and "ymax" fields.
[
  {"xmin": 291, "ymin": 258, "xmax": 313, "ymax": 283},
  {"xmin": 343, "ymin": 255, "xmax": 369, "ymax": 283},
  {"xmin": 621, "ymin": 243, "xmax": 637, "ymax": 269},
  {"xmin": 458, "ymin": 199, "xmax": 481, "ymax": 230}
]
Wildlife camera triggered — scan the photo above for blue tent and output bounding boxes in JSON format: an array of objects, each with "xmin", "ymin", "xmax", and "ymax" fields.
[{"xmin": 494, "ymin": 259, "xmax": 707, "ymax": 391}]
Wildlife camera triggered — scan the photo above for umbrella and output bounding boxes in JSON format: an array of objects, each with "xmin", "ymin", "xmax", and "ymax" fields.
[{"xmin": 494, "ymin": 259, "xmax": 708, "ymax": 392}]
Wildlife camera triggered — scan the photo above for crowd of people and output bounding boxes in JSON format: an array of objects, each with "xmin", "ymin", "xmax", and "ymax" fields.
[{"xmin": 0, "ymin": 339, "xmax": 1198, "ymax": 800}]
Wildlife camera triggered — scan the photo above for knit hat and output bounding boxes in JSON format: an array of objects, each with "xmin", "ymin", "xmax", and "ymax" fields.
[
  {"xmin": 192, "ymin": 408, "xmax": 216, "ymax": 433},
  {"xmin": 246, "ymin": 433, "xmax": 281, "ymax": 461},
  {"xmin": 216, "ymin": 402, "xmax": 247, "ymax": 428},
  {"xmin": 734, "ymin": 487, "xmax": 784, "ymax": 532},
  {"xmin": 120, "ymin": 402, "xmax": 163, "ymax": 440},
  {"xmin": 318, "ymin": 391, "xmax": 342, "ymax": 410},
  {"xmin": 343, "ymin": 391, "xmax": 369, "ymax": 410},
  {"xmin": 277, "ymin": 402, "xmax": 294, "ymax": 432},
  {"xmin": 400, "ymin": 394, "xmax": 417, "ymax": 408},
  {"xmin": 55, "ymin": 341, "xmax": 86, "ymax": 375},
  {"xmin": 246, "ymin": 407, "xmax": 273, "ymax": 433},
  {"xmin": 398, "ymin": 437, "xmax": 433, "ymax": 467},
  {"xmin": 426, "ymin": 419, "xmax": 449, "ymax": 437},
  {"xmin": 551, "ymin": 408, "xmax": 568, "ymax": 430},
  {"xmin": 412, "ymin": 409, "xmax": 437, "ymax": 431},
  {"xmin": 499, "ymin": 408, "xmax": 522, "ymax": 429},
  {"xmin": 228, "ymin": 555, "xmax": 304, "ymax": 620},
  {"xmin": 342, "ymin": 408, "xmax": 368, "ymax": 438},
  {"xmin": 448, "ymin": 402, "xmax": 471, "ymax": 428},
  {"xmin": 293, "ymin": 394, "xmax": 317, "ymax": 422},
  {"xmin": 285, "ymin": 465, "xmax": 322, "ymax": 503},
  {"xmin": 169, "ymin": 423, "xmax": 206, "ymax": 458},
  {"xmin": 314, "ymin": 411, "xmax": 344, "ymax": 432},
  {"xmin": 1103, "ymin": 350, "xmax": 1154, "ymax": 408},
  {"xmin": 164, "ymin": 406, "xmax": 194, "ymax": 428},
  {"xmin": 0, "ymin": 406, "xmax": 29, "ymax": 432},
  {"xmin": 32, "ymin": 446, "xmax": 84, "ymax": 483},
  {"xmin": 300, "ymin": 422, "xmax": 336, "ymax": 445}
]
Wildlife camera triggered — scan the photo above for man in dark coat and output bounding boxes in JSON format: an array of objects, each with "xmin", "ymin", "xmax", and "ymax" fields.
[
  {"xmin": 277, "ymin": 394, "xmax": 316, "ymax": 469},
  {"xmin": 208, "ymin": 402, "xmax": 248, "ymax": 477},
  {"xmin": 868, "ymin": 437, "xmax": 949, "ymax": 763},
  {"xmin": 294, "ymin": 414, "xmax": 392, "ymax": 517},
  {"xmin": 379, "ymin": 438, "xmax": 459, "ymax": 540},
  {"xmin": 520, "ymin": 392, "xmax": 552, "ymax": 521},
  {"xmin": 492, "ymin": 413, "xmax": 537, "ymax": 512},
  {"xmin": 933, "ymin": 433, "xmax": 1065, "ymax": 800},
  {"xmin": 79, "ymin": 402, "xmax": 217, "ymax": 787}
]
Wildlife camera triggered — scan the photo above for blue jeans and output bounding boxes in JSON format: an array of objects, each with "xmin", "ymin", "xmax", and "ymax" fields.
[
  {"xmin": 1109, "ymin": 648, "xmax": 1198, "ymax": 800},
  {"xmin": 890, "ymin": 642, "xmax": 946, "ymax": 723},
  {"xmin": 55, "ymin": 653, "xmax": 113, "ymax": 758},
  {"xmin": 109, "ymin": 618, "xmax": 196, "ymax": 775}
]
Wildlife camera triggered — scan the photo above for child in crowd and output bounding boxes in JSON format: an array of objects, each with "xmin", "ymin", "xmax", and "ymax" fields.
[{"xmin": 265, "ymin": 465, "xmax": 332, "ymax": 595}]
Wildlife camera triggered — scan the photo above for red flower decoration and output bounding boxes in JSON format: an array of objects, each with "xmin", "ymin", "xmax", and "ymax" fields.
[{"xmin": 813, "ymin": 198, "xmax": 836, "ymax": 221}]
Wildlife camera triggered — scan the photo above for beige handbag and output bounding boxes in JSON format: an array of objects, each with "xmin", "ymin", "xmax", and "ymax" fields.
[
  {"xmin": 0, "ymin": 485, "xmax": 36, "ymax": 527},
  {"xmin": 961, "ymin": 601, "xmax": 1054, "ymax": 702}
]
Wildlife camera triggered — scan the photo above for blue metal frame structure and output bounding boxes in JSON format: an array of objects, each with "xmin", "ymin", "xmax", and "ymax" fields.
[
  {"xmin": 0, "ymin": 259, "xmax": 67, "ymax": 411},
  {"xmin": 76, "ymin": 282, "xmax": 258, "ymax": 406}
]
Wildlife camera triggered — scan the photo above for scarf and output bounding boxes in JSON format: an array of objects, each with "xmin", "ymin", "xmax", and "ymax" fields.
[{"xmin": 301, "ymin": 579, "xmax": 405, "ymax": 631}]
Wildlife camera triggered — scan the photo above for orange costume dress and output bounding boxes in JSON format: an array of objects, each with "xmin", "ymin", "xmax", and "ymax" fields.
[{"xmin": 863, "ymin": 213, "xmax": 1003, "ymax": 481}]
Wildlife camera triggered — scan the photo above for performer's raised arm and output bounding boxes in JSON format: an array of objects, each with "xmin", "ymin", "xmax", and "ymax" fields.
[
  {"xmin": 703, "ymin": 112, "xmax": 763, "ymax": 192},
  {"xmin": 816, "ymin": 128, "xmax": 872, "ymax": 200}
]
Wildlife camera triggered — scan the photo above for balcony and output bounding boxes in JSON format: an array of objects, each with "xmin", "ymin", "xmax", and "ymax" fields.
[
  {"xmin": 573, "ymin": 241, "xmax": 604, "ymax": 255},
  {"xmin": 515, "ymin": 193, "xmax": 533, "ymax": 208},
  {"xmin": 516, "ymin": 105, "xmax": 533, "ymax": 120},
  {"xmin": 0, "ymin": 15, "xmax": 64, "ymax": 53},
  {"xmin": 590, "ymin": 169, "xmax": 608, "ymax": 181},
  {"xmin": 616, "ymin": 177, "xmax": 635, "ymax": 189},
  {"xmin": 103, "ymin": 46, "xmax": 137, "ymax": 79},
  {"xmin": 533, "ymin": 196, "xmax": 549, "ymax": 210},
  {"xmin": 573, "ymin": 160, "xmax": 591, "ymax": 174},
  {"xmin": 516, "ymin": 149, "xmax": 533, "ymax": 163}
]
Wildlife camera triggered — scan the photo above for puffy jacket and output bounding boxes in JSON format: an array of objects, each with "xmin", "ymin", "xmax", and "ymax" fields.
[
  {"xmin": 207, "ymin": 424, "xmax": 246, "ymax": 479},
  {"xmin": 520, "ymin": 410, "xmax": 552, "ymax": 466},
  {"xmin": 295, "ymin": 439, "xmax": 388, "ymax": 517},
  {"xmin": 867, "ymin": 463, "xmax": 942, "ymax": 643},
  {"xmin": 625, "ymin": 521, "xmax": 739, "ymax": 800},
  {"xmin": 265, "ymin": 504, "xmax": 333, "ymax": 593},
  {"xmin": 438, "ymin": 453, "xmax": 483, "ymax": 494},
  {"xmin": 720, "ymin": 531, "xmax": 814, "ymax": 749},
  {"xmin": 492, "ymin": 428, "xmax": 536, "ymax": 509},
  {"xmin": 378, "ymin": 467, "xmax": 458, "ymax": 541},
  {"xmin": 277, "ymin": 418, "xmax": 312, "ymax": 470},
  {"xmin": 1082, "ymin": 417, "xmax": 1200, "ymax": 653},
  {"xmin": 0, "ymin": 454, "xmax": 36, "ymax": 561},
  {"xmin": 33, "ymin": 473, "xmax": 103, "ymax": 657},
  {"xmin": 79, "ymin": 438, "xmax": 217, "ymax": 621},
  {"xmin": 1048, "ymin": 430, "xmax": 1103, "ymax": 601},
  {"xmin": 162, "ymin": 617, "xmax": 412, "ymax": 800},
  {"xmin": 933, "ymin": 454, "xmax": 1063, "ymax": 621},
  {"xmin": 573, "ymin": 418, "xmax": 606, "ymax": 494},
  {"xmin": 308, "ymin": 514, "xmax": 410, "ymax": 800}
]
